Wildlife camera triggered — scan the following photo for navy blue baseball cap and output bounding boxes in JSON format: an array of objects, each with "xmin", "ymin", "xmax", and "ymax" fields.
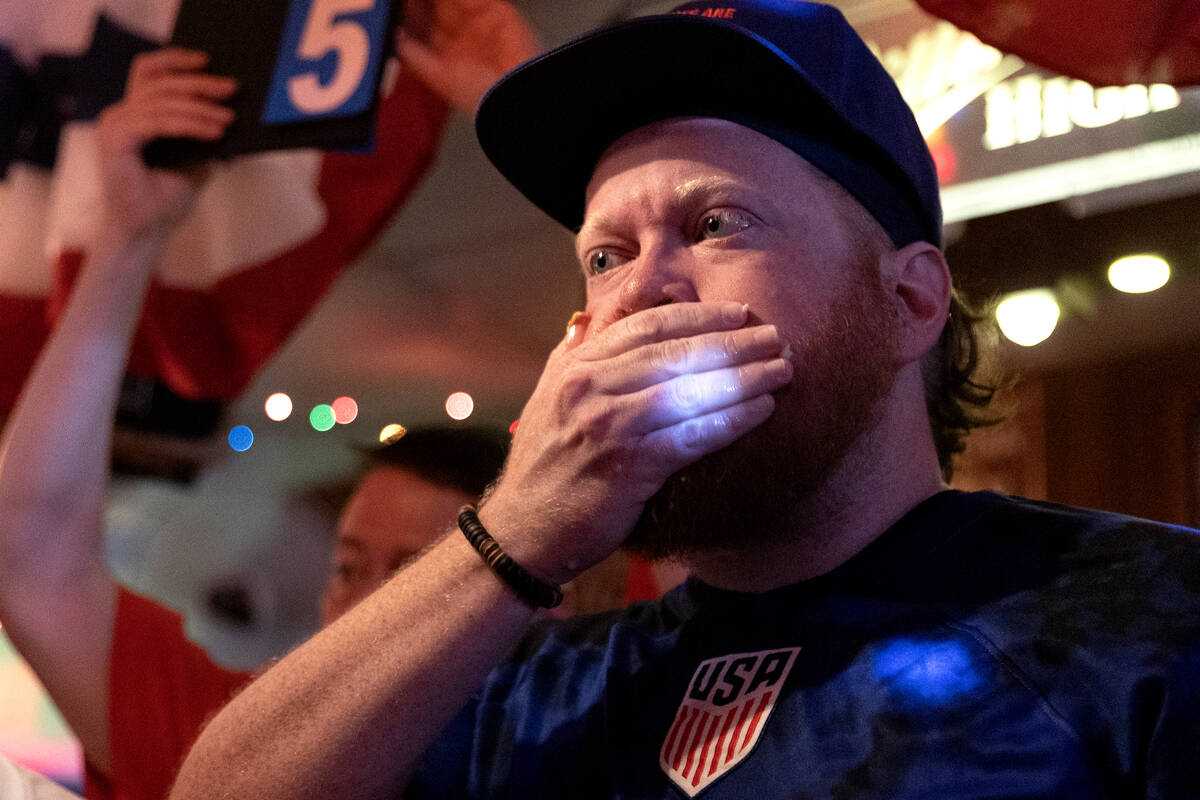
[{"xmin": 475, "ymin": 0, "xmax": 942, "ymax": 248}]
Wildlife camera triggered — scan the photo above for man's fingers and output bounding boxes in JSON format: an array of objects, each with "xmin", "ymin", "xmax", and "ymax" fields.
[
  {"xmin": 583, "ymin": 302, "xmax": 748, "ymax": 359},
  {"xmin": 602, "ymin": 324, "xmax": 782, "ymax": 393},
  {"xmin": 630, "ymin": 357, "xmax": 792, "ymax": 434},
  {"xmin": 641, "ymin": 393, "xmax": 777, "ymax": 462}
]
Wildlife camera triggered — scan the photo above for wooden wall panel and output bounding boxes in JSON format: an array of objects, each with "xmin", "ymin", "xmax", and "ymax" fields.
[{"xmin": 956, "ymin": 346, "xmax": 1200, "ymax": 526}]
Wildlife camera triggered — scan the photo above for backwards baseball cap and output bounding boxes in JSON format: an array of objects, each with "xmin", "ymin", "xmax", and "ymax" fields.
[{"xmin": 475, "ymin": 0, "xmax": 942, "ymax": 248}]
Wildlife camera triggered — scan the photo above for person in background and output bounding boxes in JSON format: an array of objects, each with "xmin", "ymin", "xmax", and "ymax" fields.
[
  {"xmin": 0, "ymin": 0, "xmax": 542, "ymax": 796},
  {"xmin": 320, "ymin": 426, "xmax": 511, "ymax": 630},
  {"xmin": 168, "ymin": 2, "xmax": 1200, "ymax": 798}
]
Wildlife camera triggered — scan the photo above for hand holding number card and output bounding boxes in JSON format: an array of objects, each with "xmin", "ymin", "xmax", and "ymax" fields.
[{"xmin": 144, "ymin": 0, "xmax": 399, "ymax": 167}]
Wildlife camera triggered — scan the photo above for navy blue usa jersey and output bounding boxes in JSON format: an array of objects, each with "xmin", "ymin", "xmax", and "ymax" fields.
[{"xmin": 408, "ymin": 491, "xmax": 1200, "ymax": 798}]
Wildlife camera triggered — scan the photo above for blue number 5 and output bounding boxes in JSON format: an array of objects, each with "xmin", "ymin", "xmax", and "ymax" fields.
[{"xmin": 264, "ymin": 0, "xmax": 389, "ymax": 124}]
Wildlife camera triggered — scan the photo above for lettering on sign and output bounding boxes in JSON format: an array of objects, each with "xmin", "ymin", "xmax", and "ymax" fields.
[
  {"xmin": 868, "ymin": 20, "xmax": 1183, "ymax": 150},
  {"xmin": 984, "ymin": 77, "xmax": 1181, "ymax": 150}
]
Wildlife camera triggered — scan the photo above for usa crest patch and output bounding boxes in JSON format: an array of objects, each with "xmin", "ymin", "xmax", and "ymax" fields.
[{"xmin": 660, "ymin": 647, "xmax": 801, "ymax": 796}]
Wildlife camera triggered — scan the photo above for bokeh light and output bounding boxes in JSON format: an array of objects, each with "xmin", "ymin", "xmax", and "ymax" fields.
[
  {"xmin": 264, "ymin": 392, "xmax": 293, "ymax": 421},
  {"xmin": 332, "ymin": 396, "xmax": 359, "ymax": 424},
  {"xmin": 445, "ymin": 391, "xmax": 474, "ymax": 421},
  {"xmin": 1108, "ymin": 254, "xmax": 1170, "ymax": 294},
  {"xmin": 228, "ymin": 425, "xmax": 254, "ymax": 452},
  {"xmin": 995, "ymin": 289, "xmax": 1061, "ymax": 347},
  {"xmin": 379, "ymin": 423, "xmax": 406, "ymax": 444},
  {"xmin": 509, "ymin": 419, "xmax": 520, "ymax": 435},
  {"xmin": 928, "ymin": 138, "xmax": 957, "ymax": 183},
  {"xmin": 309, "ymin": 404, "xmax": 336, "ymax": 431}
]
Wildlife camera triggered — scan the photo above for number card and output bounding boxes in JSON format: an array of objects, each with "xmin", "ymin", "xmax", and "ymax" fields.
[{"xmin": 143, "ymin": 0, "xmax": 400, "ymax": 167}]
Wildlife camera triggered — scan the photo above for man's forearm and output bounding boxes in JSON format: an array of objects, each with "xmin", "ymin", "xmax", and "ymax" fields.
[{"xmin": 170, "ymin": 526, "xmax": 540, "ymax": 800}]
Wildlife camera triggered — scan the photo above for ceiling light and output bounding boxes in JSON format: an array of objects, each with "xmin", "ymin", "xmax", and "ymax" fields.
[
  {"xmin": 995, "ymin": 288, "xmax": 1060, "ymax": 346},
  {"xmin": 1108, "ymin": 254, "xmax": 1170, "ymax": 293}
]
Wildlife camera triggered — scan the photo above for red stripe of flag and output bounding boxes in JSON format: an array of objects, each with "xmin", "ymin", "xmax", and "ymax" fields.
[
  {"xmin": 739, "ymin": 691, "xmax": 775, "ymax": 752},
  {"xmin": 680, "ymin": 710, "xmax": 712, "ymax": 783},
  {"xmin": 689, "ymin": 711, "xmax": 724, "ymax": 787},
  {"xmin": 704, "ymin": 708, "xmax": 735, "ymax": 778},
  {"xmin": 661, "ymin": 709, "xmax": 686, "ymax": 770},
  {"xmin": 727, "ymin": 696, "xmax": 758, "ymax": 764},
  {"xmin": 671, "ymin": 707, "xmax": 698, "ymax": 772},
  {"xmin": 0, "ymin": 294, "xmax": 50, "ymax": 411},
  {"xmin": 710, "ymin": 705, "xmax": 739, "ymax": 772}
]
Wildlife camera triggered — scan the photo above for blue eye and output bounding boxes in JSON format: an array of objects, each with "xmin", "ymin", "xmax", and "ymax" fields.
[
  {"xmin": 585, "ymin": 249, "xmax": 628, "ymax": 275},
  {"xmin": 699, "ymin": 209, "xmax": 752, "ymax": 240}
]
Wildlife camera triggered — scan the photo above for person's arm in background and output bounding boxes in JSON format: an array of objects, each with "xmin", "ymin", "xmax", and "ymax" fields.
[
  {"xmin": 0, "ymin": 49, "xmax": 234, "ymax": 775},
  {"xmin": 0, "ymin": 0, "xmax": 536, "ymax": 778},
  {"xmin": 399, "ymin": 0, "xmax": 542, "ymax": 114}
]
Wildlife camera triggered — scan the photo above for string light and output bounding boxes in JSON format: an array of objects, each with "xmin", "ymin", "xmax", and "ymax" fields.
[
  {"xmin": 379, "ymin": 423, "xmax": 406, "ymax": 444},
  {"xmin": 309, "ymin": 404, "xmax": 336, "ymax": 432},
  {"xmin": 332, "ymin": 396, "xmax": 359, "ymax": 424},
  {"xmin": 445, "ymin": 392, "xmax": 474, "ymax": 421},
  {"xmin": 264, "ymin": 393, "xmax": 293, "ymax": 421},
  {"xmin": 228, "ymin": 425, "xmax": 254, "ymax": 452}
]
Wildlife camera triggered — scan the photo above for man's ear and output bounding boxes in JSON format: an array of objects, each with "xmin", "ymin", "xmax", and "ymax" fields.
[{"xmin": 882, "ymin": 241, "xmax": 952, "ymax": 365}]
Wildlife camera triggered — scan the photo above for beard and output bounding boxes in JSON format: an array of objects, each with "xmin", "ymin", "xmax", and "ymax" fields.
[{"xmin": 623, "ymin": 265, "xmax": 899, "ymax": 561}]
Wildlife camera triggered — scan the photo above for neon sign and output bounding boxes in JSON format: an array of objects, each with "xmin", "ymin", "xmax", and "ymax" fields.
[
  {"xmin": 984, "ymin": 78, "xmax": 1180, "ymax": 150},
  {"xmin": 870, "ymin": 22, "xmax": 1182, "ymax": 149},
  {"xmin": 856, "ymin": 10, "xmax": 1200, "ymax": 223}
]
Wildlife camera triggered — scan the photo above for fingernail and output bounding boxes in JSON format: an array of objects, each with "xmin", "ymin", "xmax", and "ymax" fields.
[
  {"xmin": 722, "ymin": 302, "xmax": 746, "ymax": 323},
  {"xmin": 568, "ymin": 309, "xmax": 592, "ymax": 347}
]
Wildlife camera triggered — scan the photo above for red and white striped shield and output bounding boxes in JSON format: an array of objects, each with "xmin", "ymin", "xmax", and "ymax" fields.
[{"xmin": 660, "ymin": 647, "xmax": 801, "ymax": 797}]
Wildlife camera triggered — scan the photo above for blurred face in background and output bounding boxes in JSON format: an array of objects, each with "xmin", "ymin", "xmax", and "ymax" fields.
[{"xmin": 319, "ymin": 465, "xmax": 471, "ymax": 625}]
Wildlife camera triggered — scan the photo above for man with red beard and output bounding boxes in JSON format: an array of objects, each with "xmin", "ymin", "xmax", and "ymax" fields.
[{"xmin": 172, "ymin": 2, "xmax": 1200, "ymax": 798}]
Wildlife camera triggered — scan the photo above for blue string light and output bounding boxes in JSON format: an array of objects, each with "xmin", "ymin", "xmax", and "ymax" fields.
[{"xmin": 228, "ymin": 425, "xmax": 254, "ymax": 452}]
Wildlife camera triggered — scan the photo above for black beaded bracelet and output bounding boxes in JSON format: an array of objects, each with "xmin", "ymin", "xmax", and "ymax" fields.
[{"xmin": 457, "ymin": 505, "xmax": 563, "ymax": 609}]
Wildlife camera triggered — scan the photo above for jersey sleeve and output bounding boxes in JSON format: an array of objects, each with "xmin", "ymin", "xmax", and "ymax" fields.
[{"xmin": 953, "ymin": 499, "xmax": 1200, "ymax": 796}]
